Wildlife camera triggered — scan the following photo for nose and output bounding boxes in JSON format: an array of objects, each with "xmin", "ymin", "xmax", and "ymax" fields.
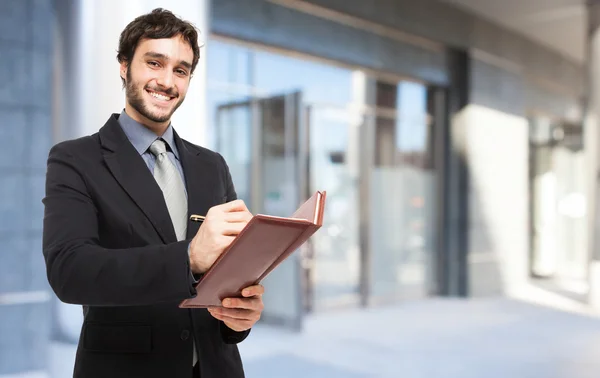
[{"xmin": 156, "ymin": 70, "xmax": 174, "ymax": 90}]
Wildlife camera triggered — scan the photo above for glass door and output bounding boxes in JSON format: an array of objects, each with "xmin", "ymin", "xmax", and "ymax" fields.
[
  {"xmin": 215, "ymin": 91, "xmax": 306, "ymax": 330},
  {"xmin": 215, "ymin": 98, "xmax": 364, "ymax": 314},
  {"xmin": 302, "ymin": 104, "xmax": 362, "ymax": 311},
  {"xmin": 367, "ymin": 79, "xmax": 437, "ymax": 303},
  {"xmin": 215, "ymin": 99, "xmax": 253, "ymax": 207}
]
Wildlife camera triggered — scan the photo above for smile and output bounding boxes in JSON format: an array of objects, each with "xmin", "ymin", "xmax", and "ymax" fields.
[{"xmin": 145, "ymin": 89, "xmax": 175, "ymax": 102}]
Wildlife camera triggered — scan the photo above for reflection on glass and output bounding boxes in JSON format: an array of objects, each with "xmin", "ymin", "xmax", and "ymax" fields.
[
  {"xmin": 253, "ymin": 50, "xmax": 353, "ymax": 105},
  {"xmin": 529, "ymin": 117, "xmax": 587, "ymax": 292},
  {"xmin": 553, "ymin": 145, "xmax": 587, "ymax": 283},
  {"xmin": 308, "ymin": 105, "xmax": 361, "ymax": 308},
  {"xmin": 208, "ymin": 39, "xmax": 358, "ymax": 309},
  {"xmin": 257, "ymin": 92, "xmax": 304, "ymax": 326},
  {"xmin": 260, "ymin": 94, "xmax": 300, "ymax": 218},
  {"xmin": 396, "ymin": 81, "xmax": 430, "ymax": 162},
  {"xmin": 530, "ymin": 117, "xmax": 557, "ymax": 277},
  {"xmin": 206, "ymin": 39, "xmax": 440, "ymax": 308},
  {"xmin": 207, "ymin": 40, "xmax": 253, "ymax": 88},
  {"xmin": 207, "ymin": 39, "xmax": 353, "ymax": 106},
  {"xmin": 369, "ymin": 80, "xmax": 436, "ymax": 300},
  {"xmin": 214, "ymin": 96, "xmax": 253, "ymax": 208}
]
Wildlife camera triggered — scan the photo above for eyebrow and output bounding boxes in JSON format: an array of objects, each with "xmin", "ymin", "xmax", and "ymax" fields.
[{"xmin": 143, "ymin": 51, "xmax": 192, "ymax": 70}]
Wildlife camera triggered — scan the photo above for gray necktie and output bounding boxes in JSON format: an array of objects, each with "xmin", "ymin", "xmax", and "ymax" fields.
[
  {"xmin": 149, "ymin": 139, "xmax": 188, "ymax": 241},
  {"xmin": 149, "ymin": 139, "xmax": 198, "ymax": 366}
]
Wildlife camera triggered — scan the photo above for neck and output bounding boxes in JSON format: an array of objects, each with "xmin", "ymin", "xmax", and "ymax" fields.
[{"xmin": 124, "ymin": 103, "xmax": 169, "ymax": 136}]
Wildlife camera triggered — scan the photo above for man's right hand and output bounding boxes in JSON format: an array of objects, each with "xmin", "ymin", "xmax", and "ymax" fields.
[{"xmin": 189, "ymin": 200, "xmax": 253, "ymax": 274}]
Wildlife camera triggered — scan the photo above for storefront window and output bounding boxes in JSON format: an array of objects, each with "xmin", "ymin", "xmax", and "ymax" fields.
[
  {"xmin": 370, "ymin": 79, "xmax": 436, "ymax": 300},
  {"xmin": 529, "ymin": 116, "xmax": 588, "ymax": 295},
  {"xmin": 206, "ymin": 39, "xmax": 439, "ymax": 309}
]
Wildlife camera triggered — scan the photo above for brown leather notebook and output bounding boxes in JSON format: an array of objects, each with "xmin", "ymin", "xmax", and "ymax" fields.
[{"xmin": 179, "ymin": 190, "xmax": 326, "ymax": 308}]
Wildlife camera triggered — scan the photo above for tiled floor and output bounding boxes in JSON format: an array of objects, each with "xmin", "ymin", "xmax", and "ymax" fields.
[{"xmin": 45, "ymin": 298, "xmax": 600, "ymax": 378}]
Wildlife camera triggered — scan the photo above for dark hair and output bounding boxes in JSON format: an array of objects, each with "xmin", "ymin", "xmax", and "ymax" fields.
[{"xmin": 117, "ymin": 8, "xmax": 200, "ymax": 85}]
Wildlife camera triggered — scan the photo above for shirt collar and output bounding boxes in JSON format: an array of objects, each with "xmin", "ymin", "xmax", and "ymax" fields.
[{"xmin": 118, "ymin": 109, "xmax": 180, "ymax": 160}]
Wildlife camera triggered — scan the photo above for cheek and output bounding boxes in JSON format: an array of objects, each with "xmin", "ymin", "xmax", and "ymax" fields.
[
  {"xmin": 130, "ymin": 67, "xmax": 155, "ymax": 88},
  {"xmin": 176, "ymin": 79, "xmax": 190, "ymax": 95}
]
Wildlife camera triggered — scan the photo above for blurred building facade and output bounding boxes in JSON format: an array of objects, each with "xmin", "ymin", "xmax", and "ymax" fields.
[{"xmin": 0, "ymin": 0, "xmax": 595, "ymax": 376}]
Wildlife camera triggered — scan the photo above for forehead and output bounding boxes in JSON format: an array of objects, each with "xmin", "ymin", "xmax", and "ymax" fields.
[{"xmin": 135, "ymin": 36, "xmax": 194, "ymax": 62}]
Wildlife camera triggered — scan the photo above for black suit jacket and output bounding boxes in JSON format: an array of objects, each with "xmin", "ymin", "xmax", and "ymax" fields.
[{"xmin": 42, "ymin": 114, "xmax": 249, "ymax": 378}]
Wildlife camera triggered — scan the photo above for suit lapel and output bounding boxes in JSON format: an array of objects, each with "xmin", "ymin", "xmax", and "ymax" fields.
[
  {"xmin": 99, "ymin": 114, "xmax": 177, "ymax": 244},
  {"xmin": 173, "ymin": 131, "xmax": 218, "ymax": 240}
]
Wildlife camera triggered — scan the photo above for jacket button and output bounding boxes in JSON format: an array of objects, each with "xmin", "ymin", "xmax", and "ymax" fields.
[{"xmin": 181, "ymin": 330, "xmax": 190, "ymax": 340}]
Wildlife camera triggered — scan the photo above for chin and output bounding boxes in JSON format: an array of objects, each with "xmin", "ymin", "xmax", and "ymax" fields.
[
  {"xmin": 142, "ymin": 105, "xmax": 174, "ymax": 124},
  {"xmin": 147, "ymin": 112, "xmax": 172, "ymax": 124}
]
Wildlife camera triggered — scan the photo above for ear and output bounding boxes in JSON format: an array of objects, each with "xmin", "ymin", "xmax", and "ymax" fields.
[{"xmin": 120, "ymin": 61, "xmax": 128, "ymax": 82}]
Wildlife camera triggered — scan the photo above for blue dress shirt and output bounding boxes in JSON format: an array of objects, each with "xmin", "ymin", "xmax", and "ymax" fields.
[{"xmin": 118, "ymin": 109, "xmax": 187, "ymax": 196}]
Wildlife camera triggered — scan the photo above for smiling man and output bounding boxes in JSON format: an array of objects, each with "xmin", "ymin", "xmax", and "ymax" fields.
[{"xmin": 42, "ymin": 8, "xmax": 263, "ymax": 378}]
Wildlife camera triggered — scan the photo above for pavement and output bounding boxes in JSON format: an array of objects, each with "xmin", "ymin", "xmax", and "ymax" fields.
[{"xmin": 40, "ymin": 297, "xmax": 600, "ymax": 378}]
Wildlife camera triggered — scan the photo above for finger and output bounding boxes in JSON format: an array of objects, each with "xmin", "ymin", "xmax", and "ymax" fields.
[
  {"xmin": 207, "ymin": 307, "xmax": 222, "ymax": 318},
  {"xmin": 223, "ymin": 210, "xmax": 253, "ymax": 223},
  {"xmin": 223, "ymin": 199, "xmax": 249, "ymax": 213},
  {"xmin": 220, "ymin": 221, "xmax": 247, "ymax": 236},
  {"xmin": 208, "ymin": 309, "xmax": 228, "ymax": 322},
  {"xmin": 223, "ymin": 297, "xmax": 263, "ymax": 311},
  {"xmin": 213, "ymin": 307, "xmax": 255, "ymax": 320},
  {"xmin": 208, "ymin": 308, "xmax": 257, "ymax": 325},
  {"xmin": 241, "ymin": 284, "xmax": 264, "ymax": 297}
]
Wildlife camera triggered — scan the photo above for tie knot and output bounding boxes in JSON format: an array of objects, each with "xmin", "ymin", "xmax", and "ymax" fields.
[{"xmin": 149, "ymin": 139, "xmax": 167, "ymax": 157}]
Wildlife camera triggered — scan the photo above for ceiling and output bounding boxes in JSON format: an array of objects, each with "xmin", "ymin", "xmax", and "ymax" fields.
[{"xmin": 440, "ymin": 0, "xmax": 586, "ymax": 63}]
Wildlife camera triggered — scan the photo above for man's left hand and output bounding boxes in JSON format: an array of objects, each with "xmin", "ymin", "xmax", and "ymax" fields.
[{"xmin": 207, "ymin": 284, "xmax": 265, "ymax": 332}]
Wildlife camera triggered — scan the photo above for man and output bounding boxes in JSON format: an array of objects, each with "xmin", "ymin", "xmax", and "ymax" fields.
[{"xmin": 42, "ymin": 8, "xmax": 263, "ymax": 378}]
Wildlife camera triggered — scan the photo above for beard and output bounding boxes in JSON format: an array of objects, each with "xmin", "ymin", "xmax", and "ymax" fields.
[{"xmin": 125, "ymin": 67, "xmax": 185, "ymax": 124}]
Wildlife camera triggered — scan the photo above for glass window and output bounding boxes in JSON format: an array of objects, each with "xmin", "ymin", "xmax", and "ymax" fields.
[
  {"xmin": 396, "ymin": 81, "xmax": 429, "ymax": 157},
  {"xmin": 374, "ymin": 80, "xmax": 432, "ymax": 169},
  {"xmin": 205, "ymin": 39, "xmax": 440, "ymax": 308},
  {"xmin": 529, "ymin": 116, "xmax": 587, "ymax": 293},
  {"xmin": 370, "ymin": 79, "xmax": 436, "ymax": 300},
  {"xmin": 207, "ymin": 40, "xmax": 252, "ymax": 88},
  {"xmin": 206, "ymin": 39, "xmax": 360, "ymax": 310},
  {"xmin": 253, "ymin": 50, "xmax": 353, "ymax": 105}
]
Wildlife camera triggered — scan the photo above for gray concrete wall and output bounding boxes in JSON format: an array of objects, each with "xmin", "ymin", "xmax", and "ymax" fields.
[
  {"xmin": 466, "ymin": 59, "xmax": 529, "ymax": 296},
  {"xmin": 465, "ymin": 58, "xmax": 581, "ymax": 297},
  {"xmin": 0, "ymin": 0, "xmax": 54, "ymax": 375}
]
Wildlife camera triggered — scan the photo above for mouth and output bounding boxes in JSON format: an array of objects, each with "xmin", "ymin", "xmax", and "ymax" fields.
[{"xmin": 145, "ymin": 88, "xmax": 176, "ymax": 103}]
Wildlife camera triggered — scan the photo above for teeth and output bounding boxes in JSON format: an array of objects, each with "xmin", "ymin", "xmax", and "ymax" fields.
[{"xmin": 148, "ymin": 91, "xmax": 170, "ymax": 101}]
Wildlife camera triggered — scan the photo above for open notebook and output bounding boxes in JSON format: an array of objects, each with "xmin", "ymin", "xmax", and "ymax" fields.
[{"xmin": 179, "ymin": 191, "xmax": 326, "ymax": 308}]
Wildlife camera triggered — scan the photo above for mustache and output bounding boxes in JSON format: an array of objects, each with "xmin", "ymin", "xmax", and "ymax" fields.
[{"xmin": 145, "ymin": 85, "xmax": 179, "ymax": 98}]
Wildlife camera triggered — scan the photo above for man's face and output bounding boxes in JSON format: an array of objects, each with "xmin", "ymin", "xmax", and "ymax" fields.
[{"xmin": 121, "ymin": 35, "xmax": 194, "ymax": 131}]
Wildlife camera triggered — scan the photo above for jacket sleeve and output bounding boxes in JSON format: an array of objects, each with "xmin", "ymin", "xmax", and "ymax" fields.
[
  {"xmin": 220, "ymin": 321, "xmax": 251, "ymax": 344},
  {"xmin": 42, "ymin": 143, "xmax": 197, "ymax": 306}
]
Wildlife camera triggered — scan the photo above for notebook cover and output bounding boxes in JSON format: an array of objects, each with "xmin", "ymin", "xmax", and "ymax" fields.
[{"xmin": 179, "ymin": 191, "xmax": 326, "ymax": 308}]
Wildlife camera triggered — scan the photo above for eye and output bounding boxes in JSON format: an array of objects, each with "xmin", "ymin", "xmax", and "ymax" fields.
[
  {"xmin": 148, "ymin": 61, "xmax": 160, "ymax": 67},
  {"xmin": 176, "ymin": 69, "xmax": 188, "ymax": 76}
]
